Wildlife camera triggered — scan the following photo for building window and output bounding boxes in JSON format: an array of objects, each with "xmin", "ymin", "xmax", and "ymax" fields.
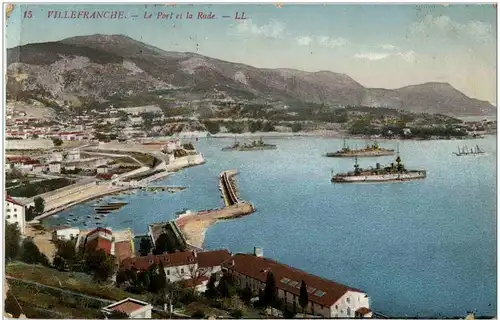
[
  {"xmin": 6, "ymin": 209, "xmax": 10, "ymax": 212},
  {"xmin": 346, "ymin": 297, "xmax": 350, "ymax": 304},
  {"xmin": 167, "ymin": 270, "xmax": 170, "ymax": 275},
  {"xmin": 181, "ymin": 268, "xmax": 184, "ymax": 274},
  {"xmin": 13, "ymin": 208, "xmax": 17, "ymax": 212},
  {"xmin": 13, "ymin": 214, "xmax": 17, "ymax": 218},
  {"xmin": 335, "ymin": 305, "xmax": 338, "ymax": 310},
  {"xmin": 6, "ymin": 215, "xmax": 11, "ymax": 219},
  {"xmin": 347, "ymin": 307, "xmax": 351, "ymax": 316}
]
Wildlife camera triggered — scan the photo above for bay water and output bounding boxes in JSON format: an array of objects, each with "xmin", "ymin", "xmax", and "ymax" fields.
[{"xmin": 47, "ymin": 136, "xmax": 497, "ymax": 317}]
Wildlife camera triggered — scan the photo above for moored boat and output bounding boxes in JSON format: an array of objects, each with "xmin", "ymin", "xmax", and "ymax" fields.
[
  {"xmin": 222, "ymin": 137, "xmax": 277, "ymax": 151},
  {"xmin": 326, "ymin": 139, "xmax": 394, "ymax": 157},
  {"xmin": 331, "ymin": 154, "xmax": 426, "ymax": 183}
]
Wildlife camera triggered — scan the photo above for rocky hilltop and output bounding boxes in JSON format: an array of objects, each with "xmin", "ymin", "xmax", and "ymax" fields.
[{"xmin": 6, "ymin": 34, "xmax": 496, "ymax": 116}]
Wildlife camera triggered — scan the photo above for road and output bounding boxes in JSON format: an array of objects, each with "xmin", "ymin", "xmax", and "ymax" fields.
[
  {"xmin": 81, "ymin": 150, "xmax": 144, "ymax": 166},
  {"xmin": 6, "ymin": 276, "xmax": 191, "ymax": 317}
]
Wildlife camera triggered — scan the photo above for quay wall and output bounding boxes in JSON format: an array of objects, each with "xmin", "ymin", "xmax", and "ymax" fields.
[
  {"xmin": 166, "ymin": 154, "xmax": 205, "ymax": 171},
  {"xmin": 6, "ymin": 139, "xmax": 53, "ymax": 150}
]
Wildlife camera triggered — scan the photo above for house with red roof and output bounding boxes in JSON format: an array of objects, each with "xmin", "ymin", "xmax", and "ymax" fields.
[
  {"xmin": 5, "ymin": 194, "xmax": 26, "ymax": 234},
  {"xmin": 101, "ymin": 297, "xmax": 153, "ymax": 319},
  {"xmin": 84, "ymin": 227, "xmax": 114, "ymax": 255},
  {"xmin": 221, "ymin": 247, "xmax": 372, "ymax": 318},
  {"xmin": 120, "ymin": 249, "xmax": 231, "ymax": 292}
]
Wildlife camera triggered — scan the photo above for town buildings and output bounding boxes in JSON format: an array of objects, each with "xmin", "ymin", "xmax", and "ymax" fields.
[
  {"xmin": 221, "ymin": 248, "xmax": 372, "ymax": 318},
  {"xmin": 5, "ymin": 195, "xmax": 26, "ymax": 235},
  {"xmin": 120, "ymin": 249, "xmax": 231, "ymax": 292},
  {"xmin": 101, "ymin": 298, "xmax": 153, "ymax": 319},
  {"xmin": 76, "ymin": 227, "xmax": 135, "ymax": 263}
]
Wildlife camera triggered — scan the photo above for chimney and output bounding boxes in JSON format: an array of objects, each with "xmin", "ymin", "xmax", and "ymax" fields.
[{"xmin": 254, "ymin": 247, "xmax": 263, "ymax": 257}]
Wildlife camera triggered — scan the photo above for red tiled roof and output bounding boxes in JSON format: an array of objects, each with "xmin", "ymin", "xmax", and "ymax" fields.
[
  {"xmin": 222, "ymin": 254, "xmax": 365, "ymax": 307},
  {"xmin": 6, "ymin": 156, "xmax": 32, "ymax": 162},
  {"xmin": 87, "ymin": 227, "xmax": 112, "ymax": 238},
  {"xmin": 5, "ymin": 195, "xmax": 24, "ymax": 206},
  {"xmin": 197, "ymin": 250, "xmax": 231, "ymax": 269},
  {"xmin": 86, "ymin": 237, "xmax": 112, "ymax": 255},
  {"xmin": 59, "ymin": 131, "xmax": 83, "ymax": 135},
  {"xmin": 179, "ymin": 276, "xmax": 209, "ymax": 288},
  {"xmin": 356, "ymin": 307, "xmax": 372, "ymax": 315},
  {"xmin": 109, "ymin": 299, "xmax": 148, "ymax": 314},
  {"xmin": 121, "ymin": 251, "xmax": 196, "ymax": 271},
  {"xmin": 96, "ymin": 173, "xmax": 113, "ymax": 180},
  {"xmin": 114, "ymin": 241, "xmax": 133, "ymax": 262}
]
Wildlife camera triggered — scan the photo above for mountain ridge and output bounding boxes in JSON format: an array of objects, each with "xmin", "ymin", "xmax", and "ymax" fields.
[{"xmin": 6, "ymin": 34, "xmax": 496, "ymax": 116}]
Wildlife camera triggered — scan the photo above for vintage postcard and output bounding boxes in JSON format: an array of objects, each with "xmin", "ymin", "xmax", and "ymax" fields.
[{"xmin": 3, "ymin": 2, "xmax": 497, "ymax": 319}]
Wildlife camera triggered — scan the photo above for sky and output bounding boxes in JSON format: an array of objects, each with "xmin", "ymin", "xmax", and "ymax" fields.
[{"xmin": 5, "ymin": 3, "xmax": 497, "ymax": 104}]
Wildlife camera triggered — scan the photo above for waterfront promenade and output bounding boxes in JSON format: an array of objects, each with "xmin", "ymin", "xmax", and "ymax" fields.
[{"xmin": 175, "ymin": 169, "xmax": 255, "ymax": 248}]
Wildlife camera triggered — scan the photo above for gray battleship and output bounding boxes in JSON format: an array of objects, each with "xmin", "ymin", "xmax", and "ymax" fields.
[
  {"xmin": 222, "ymin": 137, "xmax": 277, "ymax": 151},
  {"xmin": 331, "ymin": 154, "xmax": 426, "ymax": 183},
  {"xmin": 326, "ymin": 140, "xmax": 395, "ymax": 157}
]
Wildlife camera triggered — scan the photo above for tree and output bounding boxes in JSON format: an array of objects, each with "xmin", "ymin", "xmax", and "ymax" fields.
[
  {"xmin": 263, "ymin": 271, "xmax": 278, "ymax": 306},
  {"xmin": 203, "ymin": 121, "xmax": 220, "ymax": 134},
  {"xmin": 262, "ymin": 121, "xmax": 275, "ymax": 132},
  {"xmin": 217, "ymin": 273, "xmax": 232, "ymax": 298},
  {"xmin": 138, "ymin": 237, "xmax": 152, "ymax": 256},
  {"xmin": 52, "ymin": 138, "xmax": 63, "ymax": 146},
  {"xmin": 54, "ymin": 239, "xmax": 78, "ymax": 270},
  {"xmin": 148, "ymin": 262, "xmax": 167, "ymax": 293},
  {"xmin": 84, "ymin": 249, "xmax": 116, "ymax": 282},
  {"xmin": 299, "ymin": 280, "xmax": 309, "ymax": 316},
  {"xmin": 25, "ymin": 206, "xmax": 36, "ymax": 222},
  {"xmin": 153, "ymin": 233, "xmax": 174, "ymax": 255},
  {"xmin": 34, "ymin": 196, "xmax": 45, "ymax": 214},
  {"xmin": 291, "ymin": 122, "xmax": 302, "ymax": 132},
  {"xmin": 177, "ymin": 263, "xmax": 210, "ymax": 293},
  {"xmin": 205, "ymin": 273, "xmax": 218, "ymax": 299},
  {"xmin": 5, "ymin": 222, "xmax": 21, "ymax": 262},
  {"xmin": 240, "ymin": 286, "xmax": 253, "ymax": 303},
  {"xmin": 106, "ymin": 310, "xmax": 129, "ymax": 319},
  {"xmin": 20, "ymin": 237, "xmax": 50, "ymax": 266}
]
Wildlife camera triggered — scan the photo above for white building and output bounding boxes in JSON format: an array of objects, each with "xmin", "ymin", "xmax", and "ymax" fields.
[
  {"xmin": 120, "ymin": 249, "xmax": 231, "ymax": 292},
  {"xmin": 58, "ymin": 131, "xmax": 84, "ymax": 141},
  {"xmin": 49, "ymin": 162, "xmax": 61, "ymax": 173},
  {"xmin": 101, "ymin": 298, "xmax": 153, "ymax": 319},
  {"xmin": 5, "ymin": 195, "xmax": 26, "ymax": 235},
  {"xmin": 52, "ymin": 227, "xmax": 80, "ymax": 241},
  {"xmin": 97, "ymin": 165, "xmax": 109, "ymax": 174},
  {"xmin": 66, "ymin": 149, "xmax": 81, "ymax": 161},
  {"xmin": 222, "ymin": 248, "xmax": 372, "ymax": 318},
  {"xmin": 51, "ymin": 152, "xmax": 63, "ymax": 162}
]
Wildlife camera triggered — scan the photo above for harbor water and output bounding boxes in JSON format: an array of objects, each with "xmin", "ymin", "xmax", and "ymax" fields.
[{"xmin": 46, "ymin": 135, "xmax": 497, "ymax": 317}]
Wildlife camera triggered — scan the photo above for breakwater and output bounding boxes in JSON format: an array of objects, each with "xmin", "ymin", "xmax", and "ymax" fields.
[{"xmin": 171, "ymin": 170, "xmax": 255, "ymax": 248}]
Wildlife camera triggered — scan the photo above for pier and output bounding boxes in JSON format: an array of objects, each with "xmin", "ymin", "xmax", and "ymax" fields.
[{"xmin": 151, "ymin": 170, "xmax": 256, "ymax": 250}]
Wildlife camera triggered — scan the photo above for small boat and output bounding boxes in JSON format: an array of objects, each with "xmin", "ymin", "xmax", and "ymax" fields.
[
  {"xmin": 86, "ymin": 215, "xmax": 92, "ymax": 218},
  {"xmin": 94, "ymin": 216, "xmax": 101, "ymax": 220},
  {"xmin": 72, "ymin": 218, "xmax": 78, "ymax": 221}
]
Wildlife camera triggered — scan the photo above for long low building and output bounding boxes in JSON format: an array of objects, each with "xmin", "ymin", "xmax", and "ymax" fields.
[{"xmin": 221, "ymin": 248, "xmax": 372, "ymax": 318}]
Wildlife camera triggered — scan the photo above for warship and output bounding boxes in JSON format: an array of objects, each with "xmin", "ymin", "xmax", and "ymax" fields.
[
  {"xmin": 453, "ymin": 145, "xmax": 487, "ymax": 156},
  {"xmin": 325, "ymin": 140, "xmax": 394, "ymax": 157},
  {"xmin": 222, "ymin": 137, "xmax": 277, "ymax": 151},
  {"xmin": 331, "ymin": 153, "xmax": 426, "ymax": 183}
]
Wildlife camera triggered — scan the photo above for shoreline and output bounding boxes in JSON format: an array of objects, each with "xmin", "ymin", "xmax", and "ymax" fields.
[
  {"xmin": 34, "ymin": 185, "xmax": 133, "ymax": 221},
  {"xmin": 208, "ymin": 131, "xmax": 493, "ymax": 141}
]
